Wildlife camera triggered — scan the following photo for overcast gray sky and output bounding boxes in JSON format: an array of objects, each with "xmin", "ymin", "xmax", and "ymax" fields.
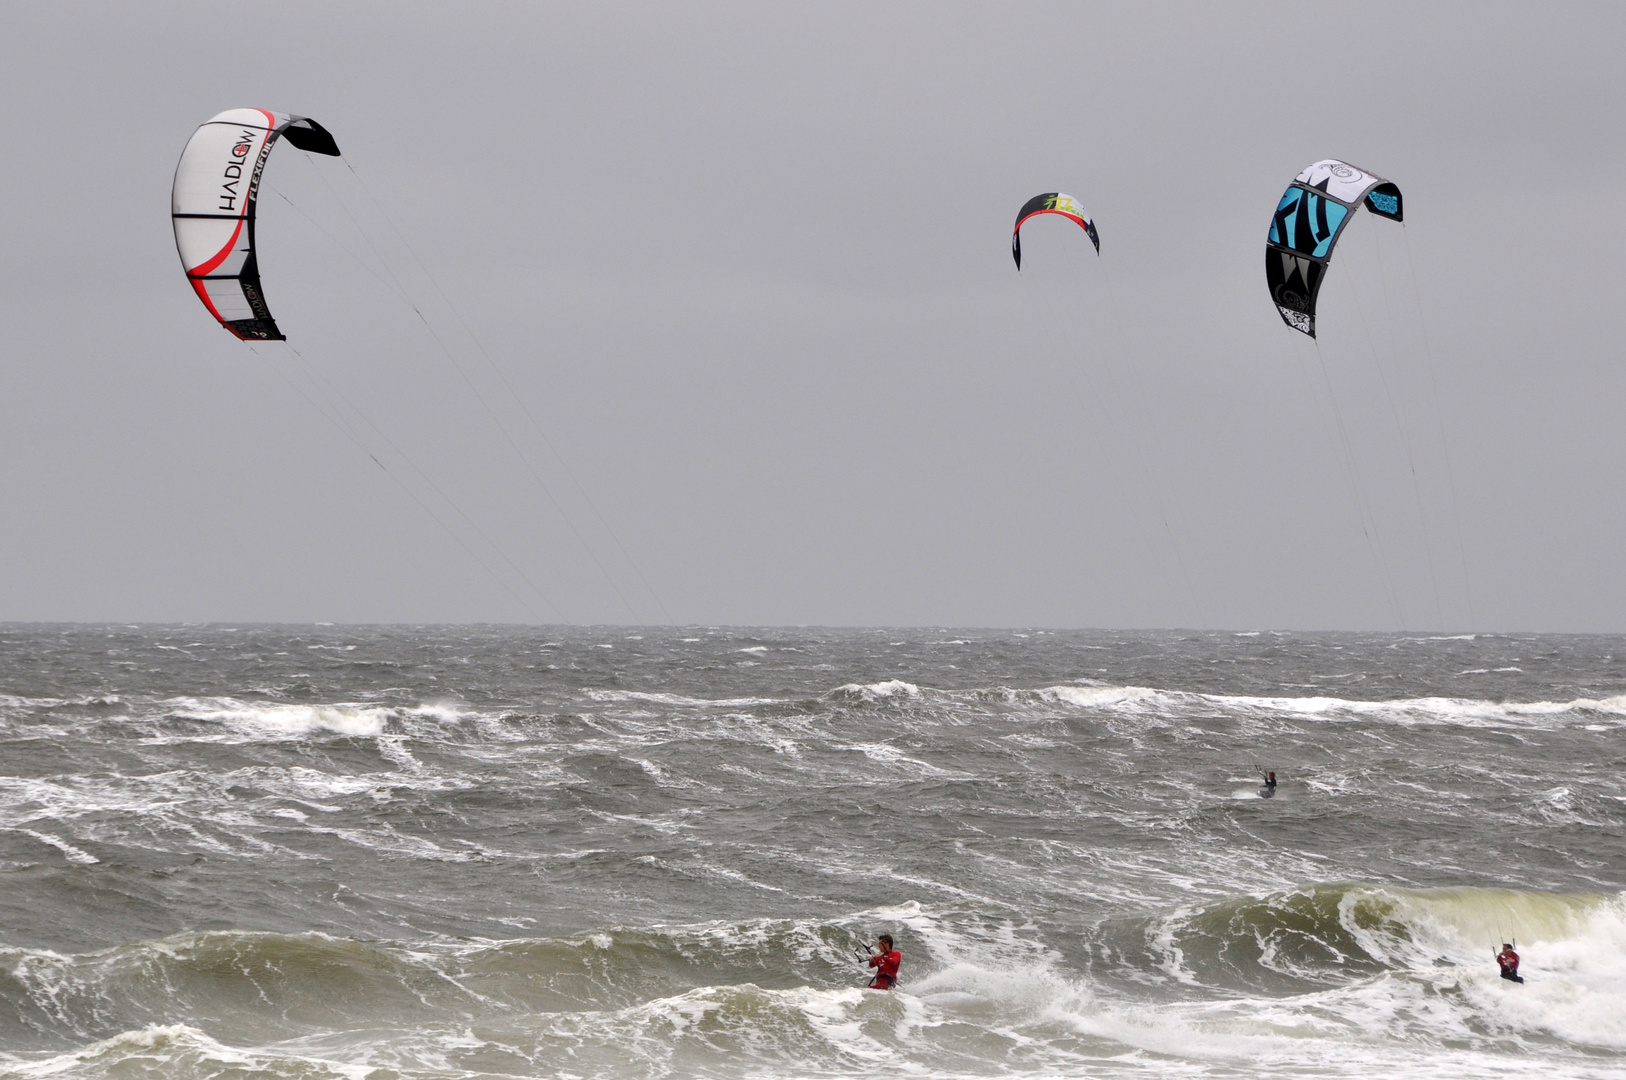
[{"xmin": 2, "ymin": 1, "xmax": 1624, "ymax": 630}]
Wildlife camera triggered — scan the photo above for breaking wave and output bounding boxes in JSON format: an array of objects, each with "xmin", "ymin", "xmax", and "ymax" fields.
[{"xmin": 2, "ymin": 888, "xmax": 1622, "ymax": 1078}]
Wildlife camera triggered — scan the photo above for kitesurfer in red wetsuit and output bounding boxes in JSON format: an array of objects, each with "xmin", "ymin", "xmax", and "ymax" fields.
[
  {"xmin": 1497, "ymin": 943, "xmax": 1523, "ymax": 983},
  {"xmin": 867, "ymin": 934, "xmax": 901, "ymax": 990}
]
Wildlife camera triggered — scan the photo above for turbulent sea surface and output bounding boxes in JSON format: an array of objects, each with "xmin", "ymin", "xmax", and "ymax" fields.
[{"xmin": 0, "ymin": 625, "xmax": 1623, "ymax": 1079}]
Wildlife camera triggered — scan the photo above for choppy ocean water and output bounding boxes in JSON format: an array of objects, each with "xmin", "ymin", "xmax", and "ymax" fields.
[{"xmin": 0, "ymin": 624, "xmax": 1622, "ymax": 1079}]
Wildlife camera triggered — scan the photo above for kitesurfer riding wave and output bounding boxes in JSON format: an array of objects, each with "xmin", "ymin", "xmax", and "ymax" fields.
[
  {"xmin": 864, "ymin": 934, "xmax": 901, "ymax": 990},
  {"xmin": 1497, "ymin": 943, "xmax": 1523, "ymax": 983}
]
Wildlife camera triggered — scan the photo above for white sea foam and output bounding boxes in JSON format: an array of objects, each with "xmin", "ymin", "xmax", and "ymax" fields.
[
  {"xmin": 403, "ymin": 700, "xmax": 480, "ymax": 723},
  {"xmin": 1041, "ymin": 684, "xmax": 1160, "ymax": 709},
  {"xmin": 166, "ymin": 697, "xmax": 392, "ymax": 739},
  {"xmin": 844, "ymin": 742, "xmax": 952, "ymax": 776},
  {"xmin": 805, "ymin": 676, "xmax": 1626, "ymax": 732},
  {"xmin": 12, "ymin": 829, "xmax": 98, "ymax": 865},
  {"xmin": 0, "ymin": 1024, "xmax": 376, "ymax": 1080},
  {"xmin": 832, "ymin": 680, "xmax": 921, "ymax": 701},
  {"xmin": 1017, "ymin": 683, "xmax": 1626, "ymax": 730},
  {"xmin": 583, "ymin": 688, "xmax": 782, "ymax": 708}
]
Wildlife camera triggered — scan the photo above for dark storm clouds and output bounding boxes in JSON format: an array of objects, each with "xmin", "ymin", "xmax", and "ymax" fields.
[{"xmin": 1, "ymin": 2, "xmax": 1623, "ymax": 629}]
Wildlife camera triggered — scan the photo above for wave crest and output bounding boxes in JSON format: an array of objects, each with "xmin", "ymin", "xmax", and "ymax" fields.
[{"xmin": 167, "ymin": 697, "xmax": 392, "ymax": 738}]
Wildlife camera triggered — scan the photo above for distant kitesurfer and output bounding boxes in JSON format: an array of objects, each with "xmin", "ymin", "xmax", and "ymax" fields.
[
  {"xmin": 1497, "ymin": 943, "xmax": 1523, "ymax": 984},
  {"xmin": 866, "ymin": 934, "xmax": 902, "ymax": 990},
  {"xmin": 1264, "ymin": 771, "xmax": 1277, "ymax": 791}
]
